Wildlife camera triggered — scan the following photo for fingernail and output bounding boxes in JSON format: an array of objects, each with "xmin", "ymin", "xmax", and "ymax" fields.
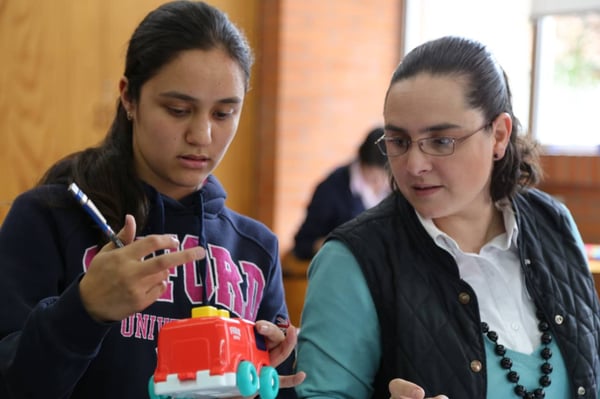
[{"xmin": 259, "ymin": 324, "xmax": 270, "ymax": 333}]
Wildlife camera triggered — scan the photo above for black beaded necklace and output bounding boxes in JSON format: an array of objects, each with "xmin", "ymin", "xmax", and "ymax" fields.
[{"xmin": 481, "ymin": 310, "xmax": 553, "ymax": 399}]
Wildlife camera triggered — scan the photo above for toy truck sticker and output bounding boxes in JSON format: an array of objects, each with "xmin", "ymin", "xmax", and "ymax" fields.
[{"xmin": 148, "ymin": 306, "xmax": 279, "ymax": 399}]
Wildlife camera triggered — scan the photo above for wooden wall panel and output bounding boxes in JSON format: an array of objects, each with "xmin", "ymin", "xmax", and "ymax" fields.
[
  {"xmin": 0, "ymin": 1, "xmax": 107, "ymax": 213},
  {"xmin": 539, "ymin": 155, "xmax": 600, "ymax": 244},
  {"xmin": 0, "ymin": 0, "xmax": 259, "ymax": 224}
]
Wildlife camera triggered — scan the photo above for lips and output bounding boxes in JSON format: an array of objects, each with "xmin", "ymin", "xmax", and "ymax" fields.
[
  {"xmin": 412, "ymin": 184, "xmax": 441, "ymax": 190},
  {"xmin": 410, "ymin": 183, "xmax": 443, "ymax": 197},
  {"xmin": 178, "ymin": 154, "xmax": 210, "ymax": 169},
  {"xmin": 180, "ymin": 154, "xmax": 209, "ymax": 161}
]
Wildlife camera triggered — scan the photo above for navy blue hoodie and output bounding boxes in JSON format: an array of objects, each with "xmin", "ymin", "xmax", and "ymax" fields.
[{"xmin": 0, "ymin": 175, "xmax": 293, "ymax": 398}]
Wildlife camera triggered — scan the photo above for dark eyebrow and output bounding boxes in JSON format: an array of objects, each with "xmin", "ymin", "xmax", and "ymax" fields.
[
  {"xmin": 383, "ymin": 124, "xmax": 408, "ymax": 135},
  {"xmin": 425, "ymin": 123, "xmax": 461, "ymax": 133},
  {"xmin": 384, "ymin": 122, "xmax": 462, "ymax": 135},
  {"xmin": 159, "ymin": 91, "xmax": 243, "ymax": 104}
]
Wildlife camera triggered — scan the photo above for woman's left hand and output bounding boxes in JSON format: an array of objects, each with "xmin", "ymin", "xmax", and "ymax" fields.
[{"xmin": 255, "ymin": 320, "xmax": 306, "ymax": 389}]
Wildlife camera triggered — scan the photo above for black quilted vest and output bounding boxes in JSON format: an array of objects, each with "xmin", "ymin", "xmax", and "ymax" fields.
[{"xmin": 330, "ymin": 189, "xmax": 600, "ymax": 398}]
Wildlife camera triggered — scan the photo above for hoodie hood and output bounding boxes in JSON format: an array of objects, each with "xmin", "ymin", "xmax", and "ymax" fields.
[{"xmin": 141, "ymin": 175, "xmax": 226, "ymax": 244}]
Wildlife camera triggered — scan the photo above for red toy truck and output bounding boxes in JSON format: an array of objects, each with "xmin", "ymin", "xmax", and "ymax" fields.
[{"xmin": 148, "ymin": 306, "xmax": 279, "ymax": 399}]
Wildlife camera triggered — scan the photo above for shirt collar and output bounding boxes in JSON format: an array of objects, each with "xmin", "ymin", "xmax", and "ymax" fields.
[
  {"xmin": 349, "ymin": 161, "xmax": 390, "ymax": 209},
  {"xmin": 348, "ymin": 161, "xmax": 363, "ymax": 196},
  {"xmin": 416, "ymin": 198, "xmax": 519, "ymax": 254}
]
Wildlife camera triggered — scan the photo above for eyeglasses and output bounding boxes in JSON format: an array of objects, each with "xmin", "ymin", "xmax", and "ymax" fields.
[{"xmin": 374, "ymin": 122, "xmax": 492, "ymax": 157}]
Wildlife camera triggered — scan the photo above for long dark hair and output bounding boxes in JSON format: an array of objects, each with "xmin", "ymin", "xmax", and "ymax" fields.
[
  {"xmin": 38, "ymin": 1, "xmax": 253, "ymax": 240},
  {"xmin": 386, "ymin": 36, "xmax": 541, "ymax": 201}
]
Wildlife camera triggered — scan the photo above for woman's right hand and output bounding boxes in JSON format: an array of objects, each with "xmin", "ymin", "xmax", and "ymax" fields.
[
  {"xmin": 79, "ymin": 214, "xmax": 206, "ymax": 322},
  {"xmin": 389, "ymin": 378, "xmax": 449, "ymax": 399}
]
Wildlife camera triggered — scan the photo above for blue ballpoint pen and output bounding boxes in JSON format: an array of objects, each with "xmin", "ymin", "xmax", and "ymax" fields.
[{"xmin": 68, "ymin": 182, "xmax": 125, "ymax": 248}]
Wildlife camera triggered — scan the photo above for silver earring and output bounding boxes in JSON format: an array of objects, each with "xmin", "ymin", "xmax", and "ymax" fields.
[{"xmin": 126, "ymin": 111, "xmax": 132, "ymax": 121}]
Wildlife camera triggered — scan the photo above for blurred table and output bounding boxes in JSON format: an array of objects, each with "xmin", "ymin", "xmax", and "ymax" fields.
[
  {"xmin": 281, "ymin": 251, "xmax": 310, "ymax": 327},
  {"xmin": 590, "ymin": 260, "xmax": 600, "ymax": 300}
]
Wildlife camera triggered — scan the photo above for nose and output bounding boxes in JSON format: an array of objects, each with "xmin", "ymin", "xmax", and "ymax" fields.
[
  {"xmin": 185, "ymin": 114, "xmax": 212, "ymax": 145},
  {"xmin": 403, "ymin": 144, "xmax": 431, "ymax": 176}
]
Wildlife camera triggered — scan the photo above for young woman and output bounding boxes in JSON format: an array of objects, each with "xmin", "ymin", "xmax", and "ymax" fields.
[
  {"xmin": 0, "ymin": 2, "xmax": 303, "ymax": 398},
  {"xmin": 295, "ymin": 36, "xmax": 600, "ymax": 399}
]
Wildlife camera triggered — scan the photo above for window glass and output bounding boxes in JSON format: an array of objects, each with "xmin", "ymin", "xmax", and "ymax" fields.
[{"xmin": 532, "ymin": 12, "xmax": 600, "ymax": 154}]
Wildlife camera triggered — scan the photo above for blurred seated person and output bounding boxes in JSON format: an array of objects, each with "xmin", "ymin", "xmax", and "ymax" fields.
[{"xmin": 292, "ymin": 127, "xmax": 390, "ymax": 260}]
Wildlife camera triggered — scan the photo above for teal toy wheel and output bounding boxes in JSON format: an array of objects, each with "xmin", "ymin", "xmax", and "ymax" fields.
[
  {"xmin": 259, "ymin": 366, "xmax": 279, "ymax": 399},
  {"xmin": 148, "ymin": 376, "xmax": 169, "ymax": 399},
  {"xmin": 236, "ymin": 360, "xmax": 259, "ymax": 397}
]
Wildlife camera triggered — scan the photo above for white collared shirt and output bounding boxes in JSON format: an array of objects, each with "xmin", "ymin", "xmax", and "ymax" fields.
[
  {"xmin": 416, "ymin": 201, "xmax": 540, "ymax": 354},
  {"xmin": 349, "ymin": 161, "xmax": 390, "ymax": 209}
]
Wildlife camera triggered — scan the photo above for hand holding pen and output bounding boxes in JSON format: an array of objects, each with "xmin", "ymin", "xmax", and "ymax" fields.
[{"xmin": 68, "ymin": 182, "xmax": 206, "ymax": 322}]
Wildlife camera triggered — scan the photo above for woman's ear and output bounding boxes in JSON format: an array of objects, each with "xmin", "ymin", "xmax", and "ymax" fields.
[
  {"xmin": 492, "ymin": 112, "xmax": 512, "ymax": 159},
  {"xmin": 119, "ymin": 77, "xmax": 134, "ymax": 119}
]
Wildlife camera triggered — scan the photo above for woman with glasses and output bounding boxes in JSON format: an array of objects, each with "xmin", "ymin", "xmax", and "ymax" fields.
[{"xmin": 295, "ymin": 36, "xmax": 600, "ymax": 399}]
